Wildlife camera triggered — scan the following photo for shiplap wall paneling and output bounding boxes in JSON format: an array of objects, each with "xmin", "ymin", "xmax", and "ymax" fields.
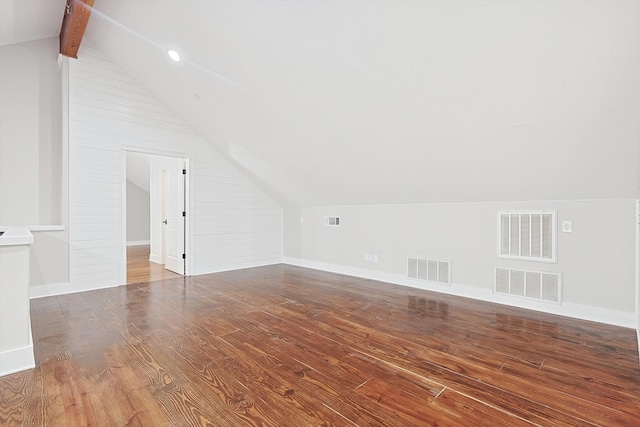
[{"xmin": 68, "ymin": 44, "xmax": 282, "ymax": 291}]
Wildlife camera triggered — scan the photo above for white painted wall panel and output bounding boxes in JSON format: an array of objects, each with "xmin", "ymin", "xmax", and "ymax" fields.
[{"xmin": 68, "ymin": 44, "xmax": 282, "ymax": 290}]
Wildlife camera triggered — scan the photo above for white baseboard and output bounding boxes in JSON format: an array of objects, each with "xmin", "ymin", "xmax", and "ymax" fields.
[
  {"xmin": 283, "ymin": 257, "xmax": 636, "ymax": 329},
  {"xmin": 127, "ymin": 240, "xmax": 150, "ymax": 247},
  {"xmin": 192, "ymin": 260, "xmax": 283, "ymax": 276},
  {"xmin": 636, "ymin": 199, "xmax": 639, "ymax": 365},
  {"xmin": 29, "ymin": 260, "xmax": 283, "ymax": 299},
  {"xmin": 0, "ymin": 343, "xmax": 35, "ymax": 377},
  {"xmin": 30, "ymin": 281, "xmax": 122, "ymax": 299},
  {"xmin": 149, "ymin": 253, "xmax": 161, "ymax": 264}
]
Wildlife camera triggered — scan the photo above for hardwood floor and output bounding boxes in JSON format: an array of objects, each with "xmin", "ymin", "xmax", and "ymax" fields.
[
  {"xmin": 1, "ymin": 265, "xmax": 639, "ymax": 426},
  {"xmin": 126, "ymin": 245, "xmax": 181, "ymax": 285}
]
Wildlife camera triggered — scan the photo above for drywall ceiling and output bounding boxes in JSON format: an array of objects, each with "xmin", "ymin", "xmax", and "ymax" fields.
[
  {"xmin": 0, "ymin": 0, "xmax": 65, "ymax": 46},
  {"xmin": 16, "ymin": 0, "xmax": 640, "ymax": 206}
]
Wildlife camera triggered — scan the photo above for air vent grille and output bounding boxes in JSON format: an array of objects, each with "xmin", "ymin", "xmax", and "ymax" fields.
[
  {"xmin": 494, "ymin": 267, "xmax": 561, "ymax": 304},
  {"xmin": 498, "ymin": 211, "xmax": 556, "ymax": 263},
  {"xmin": 324, "ymin": 216, "xmax": 340, "ymax": 226},
  {"xmin": 408, "ymin": 257, "xmax": 451, "ymax": 285}
]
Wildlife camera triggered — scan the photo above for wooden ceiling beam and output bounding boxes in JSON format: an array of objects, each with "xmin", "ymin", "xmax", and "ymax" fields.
[{"xmin": 59, "ymin": 0, "xmax": 95, "ymax": 59}]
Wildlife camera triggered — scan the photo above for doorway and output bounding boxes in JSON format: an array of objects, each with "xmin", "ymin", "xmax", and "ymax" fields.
[{"xmin": 124, "ymin": 151, "xmax": 188, "ymax": 285}]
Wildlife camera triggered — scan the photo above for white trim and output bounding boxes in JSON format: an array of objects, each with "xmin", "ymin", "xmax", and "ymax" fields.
[
  {"xmin": 120, "ymin": 149, "xmax": 127, "ymax": 286},
  {"xmin": 314, "ymin": 198, "xmax": 635, "ymax": 209},
  {"xmin": 27, "ymin": 225, "xmax": 65, "ymax": 232},
  {"xmin": 0, "ymin": 227, "xmax": 33, "ymax": 246},
  {"xmin": 149, "ymin": 254, "xmax": 162, "ymax": 264},
  {"xmin": 30, "ymin": 281, "xmax": 121, "ymax": 299},
  {"xmin": 183, "ymin": 158, "xmax": 192, "ymax": 276},
  {"xmin": 192, "ymin": 260, "xmax": 282, "ymax": 276},
  {"xmin": 187, "ymin": 159, "xmax": 196, "ymax": 275},
  {"xmin": 0, "ymin": 343, "xmax": 35, "ymax": 377},
  {"xmin": 125, "ymin": 146, "xmax": 190, "ymax": 161},
  {"xmin": 282, "ymin": 257, "xmax": 635, "ymax": 328},
  {"xmin": 31, "ymin": 259, "xmax": 281, "ymax": 299},
  {"xmin": 61, "ymin": 54, "xmax": 70, "ymax": 287},
  {"xmin": 636, "ymin": 199, "xmax": 639, "ymax": 364},
  {"xmin": 127, "ymin": 240, "xmax": 150, "ymax": 247}
]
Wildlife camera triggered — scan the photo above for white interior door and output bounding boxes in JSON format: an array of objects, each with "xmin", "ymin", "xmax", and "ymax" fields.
[
  {"xmin": 159, "ymin": 170, "xmax": 167, "ymax": 264},
  {"xmin": 164, "ymin": 167, "xmax": 185, "ymax": 274}
]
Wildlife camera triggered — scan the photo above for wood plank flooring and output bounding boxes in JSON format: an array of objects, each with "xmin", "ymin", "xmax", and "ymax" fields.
[
  {"xmin": 126, "ymin": 245, "xmax": 181, "ymax": 285},
  {"xmin": 2, "ymin": 264, "xmax": 639, "ymax": 426}
]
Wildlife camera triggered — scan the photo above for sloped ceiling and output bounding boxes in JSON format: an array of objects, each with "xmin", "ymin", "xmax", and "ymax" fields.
[
  {"xmin": 126, "ymin": 152, "xmax": 150, "ymax": 193},
  {"xmin": 84, "ymin": 0, "xmax": 640, "ymax": 207},
  {"xmin": 0, "ymin": 0, "xmax": 65, "ymax": 46}
]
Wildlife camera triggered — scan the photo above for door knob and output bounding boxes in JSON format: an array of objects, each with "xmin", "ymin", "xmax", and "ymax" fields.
[{"xmin": 163, "ymin": 219, "xmax": 168, "ymax": 225}]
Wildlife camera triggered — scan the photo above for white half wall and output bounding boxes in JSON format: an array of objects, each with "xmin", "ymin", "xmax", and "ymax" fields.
[
  {"xmin": 284, "ymin": 198, "xmax": 637, "ymax": 327},
  {"xmin": 0, "ymin": 240, "xmax": 35, "ymax": 376},
  {"xmin": 65, "ymin": 43, "xmax": 282, "ymax": 293}
]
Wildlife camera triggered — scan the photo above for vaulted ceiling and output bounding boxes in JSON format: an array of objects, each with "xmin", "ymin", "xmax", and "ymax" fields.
[
  {"xmin": 4, "ymin": 1, "xmax": 640, "ymax": 207},
  {"xmin": 0, "ymin": 0, "xmax": 64, "ymax": 46}
]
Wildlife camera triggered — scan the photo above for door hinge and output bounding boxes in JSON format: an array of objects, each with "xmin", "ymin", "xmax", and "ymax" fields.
[
  {"xmin": 182, "ymin": 169, "xmax": 186, "ymax": 174},
  {"xmin": 182, "ymin": 254, "xmax": 186, "ymax": 259},
  {"xmin": 182, "ymin": 211, "xmax": 186, "ymax": 217}
]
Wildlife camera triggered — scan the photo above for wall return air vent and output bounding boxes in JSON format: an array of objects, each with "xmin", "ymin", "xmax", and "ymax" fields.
[
  {"xmin": 494, "ymin": 267, "xmax": 561, "ymax": 304},
  {"xmin": 498, "ymin": 210, "xmax": 557, "ymax": 263},
  {"xmin": 324, "ymin": 216, "xmax": 340, "ymax": 226},
  {"xmin": 407, "ymin": 257, "xmax": 451, "ymax": 285}
]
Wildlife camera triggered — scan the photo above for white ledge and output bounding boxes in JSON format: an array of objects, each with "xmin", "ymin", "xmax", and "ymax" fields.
[
  {"xmin": 28, "ymin": 225, "xmax": 65, "ymax": 232},
  {"xmin": 0, "ymin": 227, "xmax": 34, "ymax": 246}
]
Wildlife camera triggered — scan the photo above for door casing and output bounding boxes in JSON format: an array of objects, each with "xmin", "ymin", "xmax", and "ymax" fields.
[{"xmin": 121, "ymin": 149, "xmax": 191, "ymax": 284}]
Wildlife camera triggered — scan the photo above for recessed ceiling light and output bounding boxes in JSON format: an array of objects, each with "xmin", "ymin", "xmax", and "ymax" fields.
[{"xmin": 167, "ymin": 50, "xmax": 180, "ymax": 62}]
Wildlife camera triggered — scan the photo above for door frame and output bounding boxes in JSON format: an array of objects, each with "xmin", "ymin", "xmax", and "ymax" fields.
[{"xmin": 120, "ymin": 148, "xmax": 193, "ymax": 285}]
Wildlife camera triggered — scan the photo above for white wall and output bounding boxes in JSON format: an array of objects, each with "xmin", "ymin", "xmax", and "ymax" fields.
[
  {"xmin": 285, "ymin": 198, "xmax": 637, "ymax": 327},
  {"xmin": 126, "ymin": 151, "xmax": 150, "ymax": 192},
  {"xmin": 63, "ymin": 43, "xmax": 282, "ymax": 293},
  {"xmin": 30, "ymin": 230, "xmax": 69, "ymax": 287},
  {"xmin": 126, "ymin": 180, "xmax": 150, "ymax": 244},
  {"xmin": 0, "ymin": 38, "xmax": 62, "ymax": 225},
  {"xmin": 0, "ymin": 38, "xmax": 69, "ymax": 292},
  {"xmin": 126, "ymin": 151, "xmax": 150, "ymax": 245},
  {"xmin": 0, "ymin": 41, "xmax": 38, "ymax": 225}
]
